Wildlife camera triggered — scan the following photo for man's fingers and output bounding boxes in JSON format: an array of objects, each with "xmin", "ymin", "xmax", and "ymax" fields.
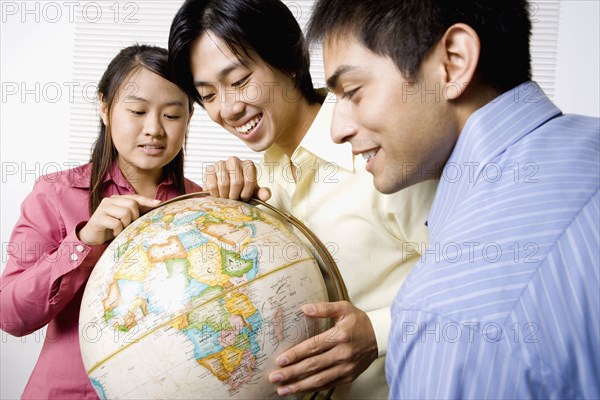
[
  {"xmin": 270, "ymin": 351, "xmax": 354, "ymax": 395},
  {"xmin": 202, "ymin": 158, "xmax": 267, "ymax": 201},
  {"xmin": 255, "ymin": 186, "xmax": 272, "ymax": 202},
  {"xmin": 203, "ymin": 163, "xmax": 221, "ymax": 198},
  {"xmin": 302, "ymin": 301, "xmax": 349, "ymax": 319},
  {"xmin": 225, "ymin": 157, "xmax": 245, "ymax": 199},
  {"xmin": 276, "ymin": 372, "xmax": 351, "ymax": 396},
  {"xmin": 275, "ymin": 328, "xmax": 339, "ymax": 368},
  {"xmin": 239, "ymin": 160, "xmax": 257, "ymax": 201},
  {"xmin": 214, "ymin": 160, "xmax": 230, "ymax": 198},
  {"xmin": 270, "ymin": 350, "xmax": 330, "ymax": 384}
]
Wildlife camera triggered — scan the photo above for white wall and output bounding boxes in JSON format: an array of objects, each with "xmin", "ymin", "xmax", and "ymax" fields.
[
  {"xmin": 555, "ymin": 1, "xmax": 600, "ymax": 117},
  {"xmin": 1, "ymin": 1, "xmax": 599, "ymax": 399},
  {"xmin": 1, "ymin": 3, "xmax": 74, "ymax": 399}
]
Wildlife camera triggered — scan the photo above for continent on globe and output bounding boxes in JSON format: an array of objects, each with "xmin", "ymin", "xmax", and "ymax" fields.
[{"xmin": 79, "ymin": 196, "xmax": 330, "ymax": 399}]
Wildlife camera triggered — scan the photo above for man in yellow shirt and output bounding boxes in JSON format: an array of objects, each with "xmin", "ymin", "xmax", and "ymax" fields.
[{"xmin": 169, "ymin": 0, "xmax": 437, "ymax": 397}]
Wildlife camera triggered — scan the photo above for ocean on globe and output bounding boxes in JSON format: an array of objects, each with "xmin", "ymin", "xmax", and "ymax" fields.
[{"xmin": 79, "ymin": 196, "xmax": 329, "ymax": 399}]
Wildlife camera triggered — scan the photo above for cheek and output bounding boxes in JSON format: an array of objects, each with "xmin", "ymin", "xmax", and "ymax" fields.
[
  {"xmin": 109, "ymin": 112, "xmax": 136, "ymax": 134},
  {"xmin": 241, "ymin": 83, "xmax": 261, "ymax": 104},
  {"xmin": 204, "ymin": 103, "xmax": 221, "ymax": 123},
  {"xmin": 354, "ymin": 105, "xmax": 382, "ymax": 132},
  {"xmin": 109, "ymin": 129, "xmax": 129, "ymax": 155},
  {"xmin": 172, "ymin": 126, "xmax": 187, "ymax": 145}
]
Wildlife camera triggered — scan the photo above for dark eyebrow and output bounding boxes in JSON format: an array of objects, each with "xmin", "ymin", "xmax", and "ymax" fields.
[
  {"xmin": 125, "ymin": 95, "xmax": 148, "ymax": 103},
  {"xmin": 193, "ymin": 62, "xmax": 245, "ymax": 87},
  {"xmin": 164, "ymin": 100, "xmax": 186, "ymax": 107},
  {"xmin": 124, "ymin": 96, "xmax": 185, "ymax": 107},
  {"xmin": 326, "ymin": 65, "xmax": 357, "ymax": 91}
]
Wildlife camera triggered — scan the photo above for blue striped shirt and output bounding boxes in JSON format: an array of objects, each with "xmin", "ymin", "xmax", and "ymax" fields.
[{"xmin": 386, "ymin": 82, "xmax": 600, "ymax": 399}]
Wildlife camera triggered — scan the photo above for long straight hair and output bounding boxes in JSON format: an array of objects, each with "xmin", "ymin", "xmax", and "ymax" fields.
[{"xmin": 89, "ymin": 45, "xmax": 193, "ymax": 216}]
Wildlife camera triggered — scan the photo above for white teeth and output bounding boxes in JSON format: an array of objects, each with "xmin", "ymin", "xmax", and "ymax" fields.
[
  {"xmin": 142, "ymin": 145, "xmax": 162, "ymax": 149},
  {"xmin": 236, "ymin": 115, "xmax": 262, "ymax": 134},
  {"xmin": 361, "ymin": 150, "xmax": 378, "ymax": 161}
]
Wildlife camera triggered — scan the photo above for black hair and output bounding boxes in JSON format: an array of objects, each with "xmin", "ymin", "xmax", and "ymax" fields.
[
  {"xmin": 89, "ymin": 44, "xmax": 192, "ymax": 216},
  {"xmin": 169, "ymin": 0, "xmax": 320, "ymax": 106},
  {"xmin": 306, "ymin": 0, "xmax": 532, "ymax": 93}
]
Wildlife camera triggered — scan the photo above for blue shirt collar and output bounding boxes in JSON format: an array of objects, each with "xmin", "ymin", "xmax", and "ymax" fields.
[{"xmin": 426, "ymin": 81, "xmax": 562, "ymax": 233}]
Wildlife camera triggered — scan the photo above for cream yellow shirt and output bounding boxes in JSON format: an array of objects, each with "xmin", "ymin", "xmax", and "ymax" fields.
[{"xmin": 258, "ymin": 96, "xmax": 437, "ymax": 399}]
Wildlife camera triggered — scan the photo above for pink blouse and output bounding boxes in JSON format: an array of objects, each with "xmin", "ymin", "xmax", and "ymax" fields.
[{"xmin": 0, "ymin": 163, "xmax": 201, "ymax": 399}]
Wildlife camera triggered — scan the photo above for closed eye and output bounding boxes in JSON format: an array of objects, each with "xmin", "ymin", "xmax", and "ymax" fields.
[
  {"xmin": 200, "ymin": 93, "xmax": 215, "ymax": 103},
  {"xmin": 232, "ymin": 74, "xmax": 251, "ymax": 88},
  {"xmin": 129, "ymin": 110, "xmax": 145, "ymax": 116},
  {"xmin": 342, "ymin": 87, "xmax": 360, "ymax": 100}
]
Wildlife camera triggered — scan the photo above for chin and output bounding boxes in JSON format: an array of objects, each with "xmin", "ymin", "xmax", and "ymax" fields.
[
  {"xmin": 246, "ymin": 141, "xmax": 271, "ymax": 153},
  {"xmin": 374, "ymin": 175, "xmax": 409, "ymax": 195}
]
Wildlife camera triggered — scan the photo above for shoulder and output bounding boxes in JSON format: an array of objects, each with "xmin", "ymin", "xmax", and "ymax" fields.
[
  {"xmin": 483, "ymin": 113, "xmax": 599, "ymax": 215},
  {"xmin": 522, "ymin": 113, "xmax": 599, "ymax": 155},
  {"xmin": 35, "ymin": 162, "xmax": 92, "ymax": 190},
  {"xmin": 183, "ymin": 177, "xmax": 203, "ymax": 193},
  {"xmin": 25, "ymin": 163, "xmax": 92, "ymax": 215}
]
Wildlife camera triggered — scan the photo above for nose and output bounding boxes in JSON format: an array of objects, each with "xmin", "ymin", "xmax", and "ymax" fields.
[
  {"xmin": 330, "ymin": 101, "xmax": 358, "ymax": 144},
  {"xmin": 144, "ymin": 112, "xmax": 164, "ymax": 137},
  {"xmin": 219, "ymin": 91, "xmax": 245, "ymax": 122}
]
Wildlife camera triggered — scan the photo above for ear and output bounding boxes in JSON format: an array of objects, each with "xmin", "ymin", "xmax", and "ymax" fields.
[
  {"xmin": 439, "ymin": 23, "xmax": 480, "ymax": 100},
  {"xmin": 98, "ymin": 93, "xmax": 109, "ymax": 126},
  {"xmin": 187, "ymin": 104, "xmax": 195, "ymax": 124}
]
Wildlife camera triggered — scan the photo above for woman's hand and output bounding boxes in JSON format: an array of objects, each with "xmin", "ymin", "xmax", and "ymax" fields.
[
  {"xmin": 203, "ymin": 156, "xmax": 271, "ymax": 202},
  {"xmin": 77, "ymin": 194, "xmax": 160, "ymax": 245}
]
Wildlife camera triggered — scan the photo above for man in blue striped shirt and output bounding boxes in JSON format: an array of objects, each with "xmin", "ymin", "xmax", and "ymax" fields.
[{"xmin": 307, "ymin": 0, "xmax": 599, "ymax": 398}]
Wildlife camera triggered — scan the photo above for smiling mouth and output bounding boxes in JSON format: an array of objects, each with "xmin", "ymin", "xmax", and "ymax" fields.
[
  {"xmin": 139, "ymin": 145, "xmax": 165, "ymax": 149},
  {"xmin": 235, "ymin": 114, "xmax": 262, "ymax": 135},
  {"xmin": 361, "ymin": 149, "xmax": 379, "ymax": 162}
]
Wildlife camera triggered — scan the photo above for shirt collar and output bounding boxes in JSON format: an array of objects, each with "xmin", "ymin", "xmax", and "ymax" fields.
[
  {"xmin": 264, "ymin": 92, "xmax": 355, "ymax": 172},
  {"xmin": 426, "ymin": 81, "xmax": 562, "ymax": 232},
  {"xmin": 69, "ymin": 162, "xmax": 175, "ymax": 191},
  {"xmin": 106, "ymin": 163, "xmax": 134, "ymax": 191},
  {"xmin": 447, "ymin": 81, "xmax": 561, "ymax": 176},
  {"xmin": 69, "ymin": 163, "xmax": 93, "ymax": 188}
]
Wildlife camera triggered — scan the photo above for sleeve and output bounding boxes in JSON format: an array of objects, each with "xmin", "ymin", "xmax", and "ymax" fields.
[
  {"xmin": 0, "ymin": 180, "xmax": 108, "ymax": 337},
  {"xmin": 386, "ymin": 310, "xmax": 537, "ymax": 399},
  {"xmin": 366, "ymin": 307, "xmax": 391, "ymax": 358},
  {"xmin": 364, "ymin": 180, "xmax": 437, "ymax": 357},
  {"xmin": 258, "ymin": 159, "xmax": 284, "ymax": 211}
]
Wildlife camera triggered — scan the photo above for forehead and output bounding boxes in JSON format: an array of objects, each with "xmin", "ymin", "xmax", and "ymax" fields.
[
  {"xmin": 323, "ymin": 34, "xmax": 372, "ymax": 72},
  {"xmin": 190, "ymin": 32, "xmax": 247, "ymax": 79},
  {"xmin": 117, "ymin": 68, "xmax": 186, "ymax": 102},
  {"xmin": 322, "ymin": 33, "xmax": 397, "ymax": 87},
  {"xmin": 323, "ymin": 33, "xmax": 405, "ymax": 89}
]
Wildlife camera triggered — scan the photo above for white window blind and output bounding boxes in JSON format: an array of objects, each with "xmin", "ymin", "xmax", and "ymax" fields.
[
  {"xmin": 530, "ymin": 0, "xmax": 561, "ymax": 99},
  {"xmin": 68, "ymin": 0, "xmax": 560, "ymax": 183}
]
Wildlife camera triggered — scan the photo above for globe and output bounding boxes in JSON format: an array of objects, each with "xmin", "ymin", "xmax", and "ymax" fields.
[{"xmin": 79, "ymin": 195, "xmax": 335, "ymax": 399}]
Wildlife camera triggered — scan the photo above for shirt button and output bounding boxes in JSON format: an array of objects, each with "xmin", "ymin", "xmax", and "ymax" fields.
[
  {"xmin": 76, "ymin": 245, "xmax": 84, "ymax": 252},
  {"xmin": 70, "ymin": 253, "xmax": 79, "ymax": 262}
]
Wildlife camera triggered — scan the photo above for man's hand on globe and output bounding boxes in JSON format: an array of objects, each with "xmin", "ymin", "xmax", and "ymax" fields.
[
  {"xmin": 204, "ymin": 156, "xmax": 271, "ymax": 202},
  {"xmin": 267, "ymin": 301, "xmax": 378, "ymax": 396}
]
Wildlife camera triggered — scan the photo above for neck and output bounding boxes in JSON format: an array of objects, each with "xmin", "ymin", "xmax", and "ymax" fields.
[
  {"xmin": 117, "ymin": 159, "xmax": 162, "ymax": 198},
  {"xmin": 277, "ymin": 97, "xmax": 322, "ymax": 158},
  {"xmin": 456, "ymin": 84, "xmax": 501, "ymax": 134}
]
